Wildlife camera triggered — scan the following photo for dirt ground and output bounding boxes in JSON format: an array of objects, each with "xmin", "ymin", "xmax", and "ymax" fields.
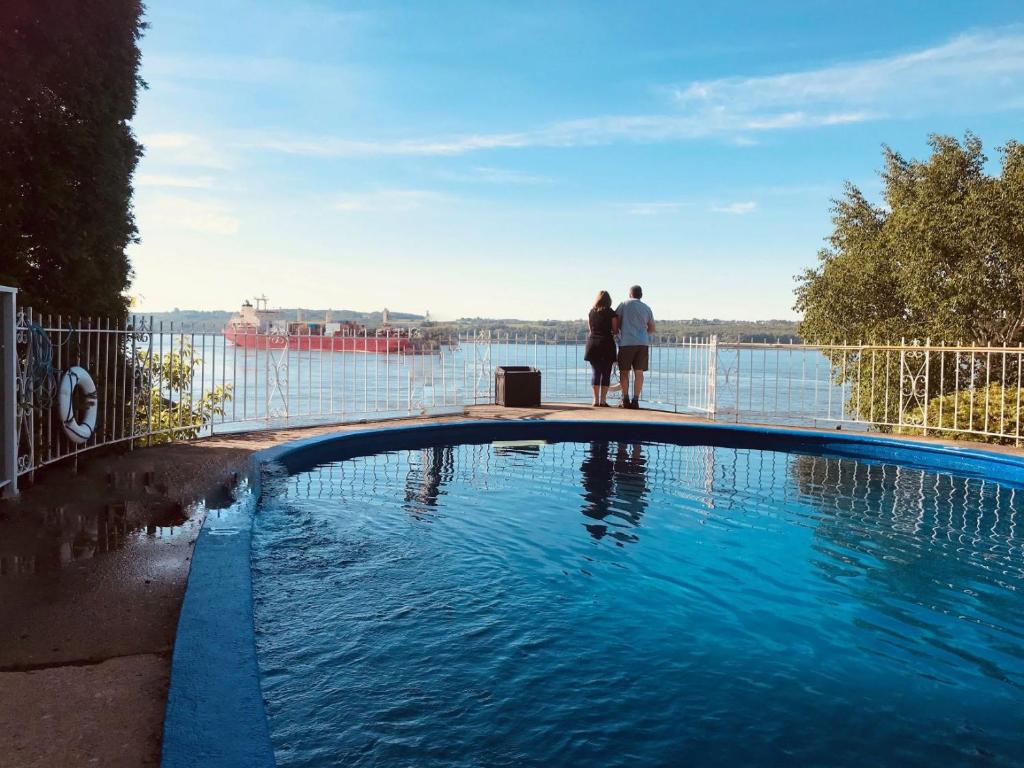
[{"xmin": 0, "ymin": 404, "xmax": 1016, "ymax": 767}]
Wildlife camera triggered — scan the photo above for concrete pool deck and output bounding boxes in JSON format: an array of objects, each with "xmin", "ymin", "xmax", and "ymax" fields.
[{"xmin": 1, "ymin": 403, "xmax": 1021, "ymax": 767}]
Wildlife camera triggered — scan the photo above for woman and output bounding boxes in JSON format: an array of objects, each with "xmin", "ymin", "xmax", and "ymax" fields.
[{"xmin": 583, "ymin": 290, "xmax": 619, "ymax": 407}]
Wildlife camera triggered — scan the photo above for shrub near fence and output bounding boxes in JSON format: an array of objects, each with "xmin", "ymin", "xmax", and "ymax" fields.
[
  {"xmin": 785, "ymin": 342, "xmax": 1024, "ymax": 444},
  {"xmin": 7, "ymin": 311, "xmax": 235, "ymax": 494},
  {"xmin": 136, "ymin": 341, "xmax": 233, "ymax": 445},
  {"xmin": 903, "ymin": 384, "xmax": 1024, "ymax": 444}
]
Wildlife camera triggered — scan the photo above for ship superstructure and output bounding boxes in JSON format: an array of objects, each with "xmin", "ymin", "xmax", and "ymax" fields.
[{"xmin": 223, "ymin": 297, "xmax": 419, "ymax": 354}]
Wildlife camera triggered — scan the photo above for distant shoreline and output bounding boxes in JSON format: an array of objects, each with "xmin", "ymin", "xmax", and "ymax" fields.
[{"xmin": 134, "ymin": 308, "xmax": 801, "ymax": 342}]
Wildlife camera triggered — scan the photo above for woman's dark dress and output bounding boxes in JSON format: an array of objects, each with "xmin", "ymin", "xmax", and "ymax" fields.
[{"xmin": 584, "ymin": 307, "xmax": 617, "ymax": 363}]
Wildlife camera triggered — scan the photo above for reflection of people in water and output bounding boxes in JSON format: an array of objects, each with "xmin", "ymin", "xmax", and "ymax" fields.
[
  {"xmin": 580, "ymin": 441, "xmax": 615, "ymax": 539},
  {"xmin": 404, "ymin": 446, "xmax": 454, "ymax": 517},
  {"xmin": 614, "ymin": 442, "xmax": 649, "ymax": 528},
  {"xmin": 579, "ymin": 441, "xmax": 649, "ymax": 543}
]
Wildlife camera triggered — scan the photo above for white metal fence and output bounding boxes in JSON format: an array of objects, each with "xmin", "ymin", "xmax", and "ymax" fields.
[
  {"xmin": 459, "ymin": 331, "xmax": 716, "ymax": 412},
  {"xmin": 719, "ymin": 341, "xmax": 1024, "ymax": 441},
  {"xmin": 3, "ymin": 290, "xmax": 1022, "ymax": 499}
]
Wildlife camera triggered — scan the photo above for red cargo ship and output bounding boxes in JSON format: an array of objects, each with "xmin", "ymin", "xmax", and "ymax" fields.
[{"xmin": 223, "ymin": 297, "xmax": 414, "ymax": 354}]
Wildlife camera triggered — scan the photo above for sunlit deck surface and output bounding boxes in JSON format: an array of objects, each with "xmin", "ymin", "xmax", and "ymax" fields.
[{"xmin": 0, "ymin": 403, "xmax": 1020, "ymax": 767}]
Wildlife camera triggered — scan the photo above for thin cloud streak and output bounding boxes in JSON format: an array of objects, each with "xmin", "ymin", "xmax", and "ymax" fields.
[
  {"xmin": 136, "ymin": 173, "xmax": 215, "ymax": 189},
  {"xmin": 625, "ymin": 201, "xmax": 690, "ymax": 216},
  {"xmin": 711, "ymin": 202, "xmax": 758, "ymax": 215},
  {"xmin": 138, "ymin": 195, "xmax": 241, "ymax": 235},
  {"xmin": 457, "ymin": 166, "xmax": 554, "ymax": 184},
  {"xmin": 144, "ymin": 54, "xmax": 357, "ymax": 87},
  {"xmin": 333, "ymin": 188, "xmax": 450, "ymax": 213},
  {"xmin": 142, "ymin": 132, "xmax": 231, "ymax": 169},
  {"xmin": 244, "ymin": 110, "xmax": 869, "ymax": 157},
  {"xmin": 671, "ymin": 28, "xmax": 1024, "ymax": 115},
  {"xmin": 239, "ymin": 28, "xmax": 1024, "ymax": 159}
]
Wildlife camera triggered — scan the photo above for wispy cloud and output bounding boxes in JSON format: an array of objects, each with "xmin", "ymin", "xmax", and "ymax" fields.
[
  {"xmin": 671, "ymin": 28, "xmax": 1024, "ymax": 119},
  {"xmin": 142, "ymin": 132, "xmax": 231, "ymax": 169},
  {"xmin": 136, "ymin": 173, "xmax": 215, "ymax": 189},
  {"xmin": 144, "ymin": 54, "xmax": 358, "ymax": 88},
  {"xmin": 240, "ymin": 28, "xmax": 1024, "ymax": 159},
  {"xmin": 248, "ymin": 133, "xmax": 533, "ymax": 157},
  {"xmin": 333, "ymin": 188, "xmax": 449, "ymax": 213},
  {"xmin": 710, "ymin": 202, "xmax": 758, "ymax": 215},
  {"xmin": 462, "ymin": 166, "xmax": 552, "ymax": 185},
  {"xmin": 624, "ymin": 201, "xmax": 689, "ymax": 216},
  {"xmin": 140, "ymin": 195, "xmax": 240, "ymax": 235}
]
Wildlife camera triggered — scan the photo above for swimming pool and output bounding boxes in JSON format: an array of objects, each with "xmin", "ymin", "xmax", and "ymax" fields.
[{"xmin": 241, "ymin": 425, "xmax": 1024, "ymax": 767}]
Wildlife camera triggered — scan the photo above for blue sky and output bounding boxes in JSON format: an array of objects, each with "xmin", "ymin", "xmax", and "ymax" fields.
[{"xmin": 130, "ymin": 1, "xmax": 1024, "ymax": 320}]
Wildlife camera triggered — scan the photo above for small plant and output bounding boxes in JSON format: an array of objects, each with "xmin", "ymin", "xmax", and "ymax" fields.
[
  {"xmin": 903, "ymin": 383, "xmax": 1024, "ymax": 444},
  {"xmin": 135, "ymin": 341, "xmax": 232, "ymax": 443}
]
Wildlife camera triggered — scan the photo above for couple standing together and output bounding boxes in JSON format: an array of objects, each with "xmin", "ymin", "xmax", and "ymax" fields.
[{"xmin": 584, "ymin": 285, "xmax": 655, "ymax": 409}]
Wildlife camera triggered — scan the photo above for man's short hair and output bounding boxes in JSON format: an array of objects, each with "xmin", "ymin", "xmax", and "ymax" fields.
[{"xmin": 629, "ymin": 285, "xmax": 642, "ymax": 299}]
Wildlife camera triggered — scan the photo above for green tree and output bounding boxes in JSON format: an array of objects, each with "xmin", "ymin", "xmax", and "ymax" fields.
[
  {"xmin": 796, "ymin": 133, "xmax": 1024, "ymax": 346},
  {"xmin": 795, "ymin": 134, "xmax": 1024, "ymax": 440},
  {"xmin": 0, "ymin": 0, "xmax": 146, "ymax": 318}
]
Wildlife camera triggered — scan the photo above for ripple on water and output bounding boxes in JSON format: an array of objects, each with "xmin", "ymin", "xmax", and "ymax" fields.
[{"xmin": 253, "ymin": 441, "xmax": 1024, "ymax": 767}]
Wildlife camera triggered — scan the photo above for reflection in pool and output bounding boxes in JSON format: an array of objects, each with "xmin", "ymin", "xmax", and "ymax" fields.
[{"xmin": 253, "ymin": 441, "xmax": 1024, "ymax": 767}]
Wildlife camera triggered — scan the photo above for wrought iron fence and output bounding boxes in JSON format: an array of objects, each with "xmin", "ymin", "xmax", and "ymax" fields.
[
  {"xmin": 5, "ymin": 313, "xmax": 718, "ymax": 495},
  {"xmin": 718, "ymin": 341, "xmax": 1024, "ymax": 442},
  {"xmin": 1, "ymin": 287, "xmax": 16, "ymax": 499},
  {"xmin": 3, "ymin": 288, "xmax": 1022, "ymax": 500},
  {"xmin": 458, "ymin": 331, "xmax": 717, "ymax": 413}
]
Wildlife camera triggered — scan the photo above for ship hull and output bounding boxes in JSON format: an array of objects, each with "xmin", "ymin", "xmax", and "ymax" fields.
[{"xmin": 224, "ymin": 328, "xmax": 411, "ymax": 353}]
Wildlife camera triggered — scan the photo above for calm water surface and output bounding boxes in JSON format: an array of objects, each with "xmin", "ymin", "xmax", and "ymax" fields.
[{"xmin": 253, "ymin": 441, "xmax": 1024, "ymax": 767}]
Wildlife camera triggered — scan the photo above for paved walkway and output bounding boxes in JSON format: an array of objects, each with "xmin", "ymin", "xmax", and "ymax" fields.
[{"xmin": 0, "ymin": 403, "xmax": 1016, "ymax": 766}]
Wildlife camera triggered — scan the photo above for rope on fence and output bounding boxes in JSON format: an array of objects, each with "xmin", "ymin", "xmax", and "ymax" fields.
[{"xmin": 21, "ymin": 322, "xmax": 77, "ymax": 409}]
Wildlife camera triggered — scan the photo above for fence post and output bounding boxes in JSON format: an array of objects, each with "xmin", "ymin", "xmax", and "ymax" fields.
[
  {"xmin": 922, "ymin": 338, "xmax": 931, "ymax": 436},
  {"xmin": 707, "ymin": 335, "xmax": 718, "ymax": 418},
  {"xmin": 897, "ymin": 337, "xmax": 906, "ymax": 434},
  {"xmin": 1, "ymin": 286, "xmax": 17, "ymax": 498},
  {"xmin": 734, "ymin": 338, "xmax": 742, "ymax": 423}
]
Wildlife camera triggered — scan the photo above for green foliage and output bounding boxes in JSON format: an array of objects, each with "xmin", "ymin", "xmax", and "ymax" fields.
[
  {"xmin": 902, "ymin": 383, "xmax": 1024, "ymax": 444},
  {"xmin": 0, "ymin": 0, "xmax": 146, "ymax": 317},
  {"xmin": 796, "ymin": 133, "xmax": 1024, "ymax": 346},
  {"xmin": 135, "ymin": 341, "xmax": 232, "ymax": 444},
  {"xmin": 839, "ymin": 348, "xmax": 902, "ymax": 431},
  {"xmin": 795, "ymin": 134, "xmax": 1024, "ymax": 441}
]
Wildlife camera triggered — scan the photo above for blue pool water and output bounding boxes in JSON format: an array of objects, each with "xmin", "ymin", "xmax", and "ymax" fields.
[{"xmin": 252, "ymin": 440, "xmax": 1024, "ymax": 767}]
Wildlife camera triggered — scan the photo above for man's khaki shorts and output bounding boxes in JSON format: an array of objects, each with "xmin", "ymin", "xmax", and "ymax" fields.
[{"xmin": 617, "ymin": 345, "xmax": 649, "ymax": 372}]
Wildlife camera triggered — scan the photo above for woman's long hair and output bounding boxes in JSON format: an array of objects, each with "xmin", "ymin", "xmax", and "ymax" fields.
[{"xmin": 593, "ymin": 290, "xmax": 612, "ymax": 310}]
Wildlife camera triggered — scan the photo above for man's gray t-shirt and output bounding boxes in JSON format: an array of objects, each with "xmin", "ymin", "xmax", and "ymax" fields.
[{"xmin": 615, "ymin": 298, "xmax": 654, "ymax": 346}]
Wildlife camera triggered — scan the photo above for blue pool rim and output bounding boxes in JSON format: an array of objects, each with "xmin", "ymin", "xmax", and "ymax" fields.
[{"xmin": 160, "ymin": 419, "xmax": 1024, "ymax": 767}]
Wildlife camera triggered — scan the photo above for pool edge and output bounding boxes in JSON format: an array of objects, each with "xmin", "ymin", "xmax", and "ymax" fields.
[{"xmin": 161, "ymin": 419, "xmax": 1024, "ymax": 767}]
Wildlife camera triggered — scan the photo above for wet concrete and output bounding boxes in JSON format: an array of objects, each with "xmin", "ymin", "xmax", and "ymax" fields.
[
  {"xmin": 1, "ymin": 404, "xmax": 1020, "ymax": 767},
  {"xmin": 0, "ymin": 415, "xmax": 469, "ymax": 767},
  {"xmin": 0, "ymin": 654, "xmax": 168, "ymax": 767}
]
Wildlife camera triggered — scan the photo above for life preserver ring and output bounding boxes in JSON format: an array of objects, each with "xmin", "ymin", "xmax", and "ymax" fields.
[{"xmin": 58, "ymin": 366, "xmax": 98, "ymax": 444}]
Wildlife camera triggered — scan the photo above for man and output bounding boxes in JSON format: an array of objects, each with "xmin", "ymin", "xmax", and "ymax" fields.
[{"xmin": 615, "ymin": 285, "xmax": 655, "ymax": 409}]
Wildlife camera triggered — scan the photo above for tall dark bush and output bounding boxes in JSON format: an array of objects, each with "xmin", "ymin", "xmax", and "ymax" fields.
[{"xmin": 0, "ymin": 0, "xmax": 146, "ymax": 318}]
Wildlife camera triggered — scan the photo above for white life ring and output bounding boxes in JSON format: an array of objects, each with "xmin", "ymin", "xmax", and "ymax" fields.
[{"xmin": 58, "ymin": 366, "xmax": 98, "ymax": 444}]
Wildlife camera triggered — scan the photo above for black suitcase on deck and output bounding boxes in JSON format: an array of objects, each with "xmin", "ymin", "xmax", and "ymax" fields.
[{"xmin": 495, "ymin": 366, "xmax": 541, "ymax": 407}]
